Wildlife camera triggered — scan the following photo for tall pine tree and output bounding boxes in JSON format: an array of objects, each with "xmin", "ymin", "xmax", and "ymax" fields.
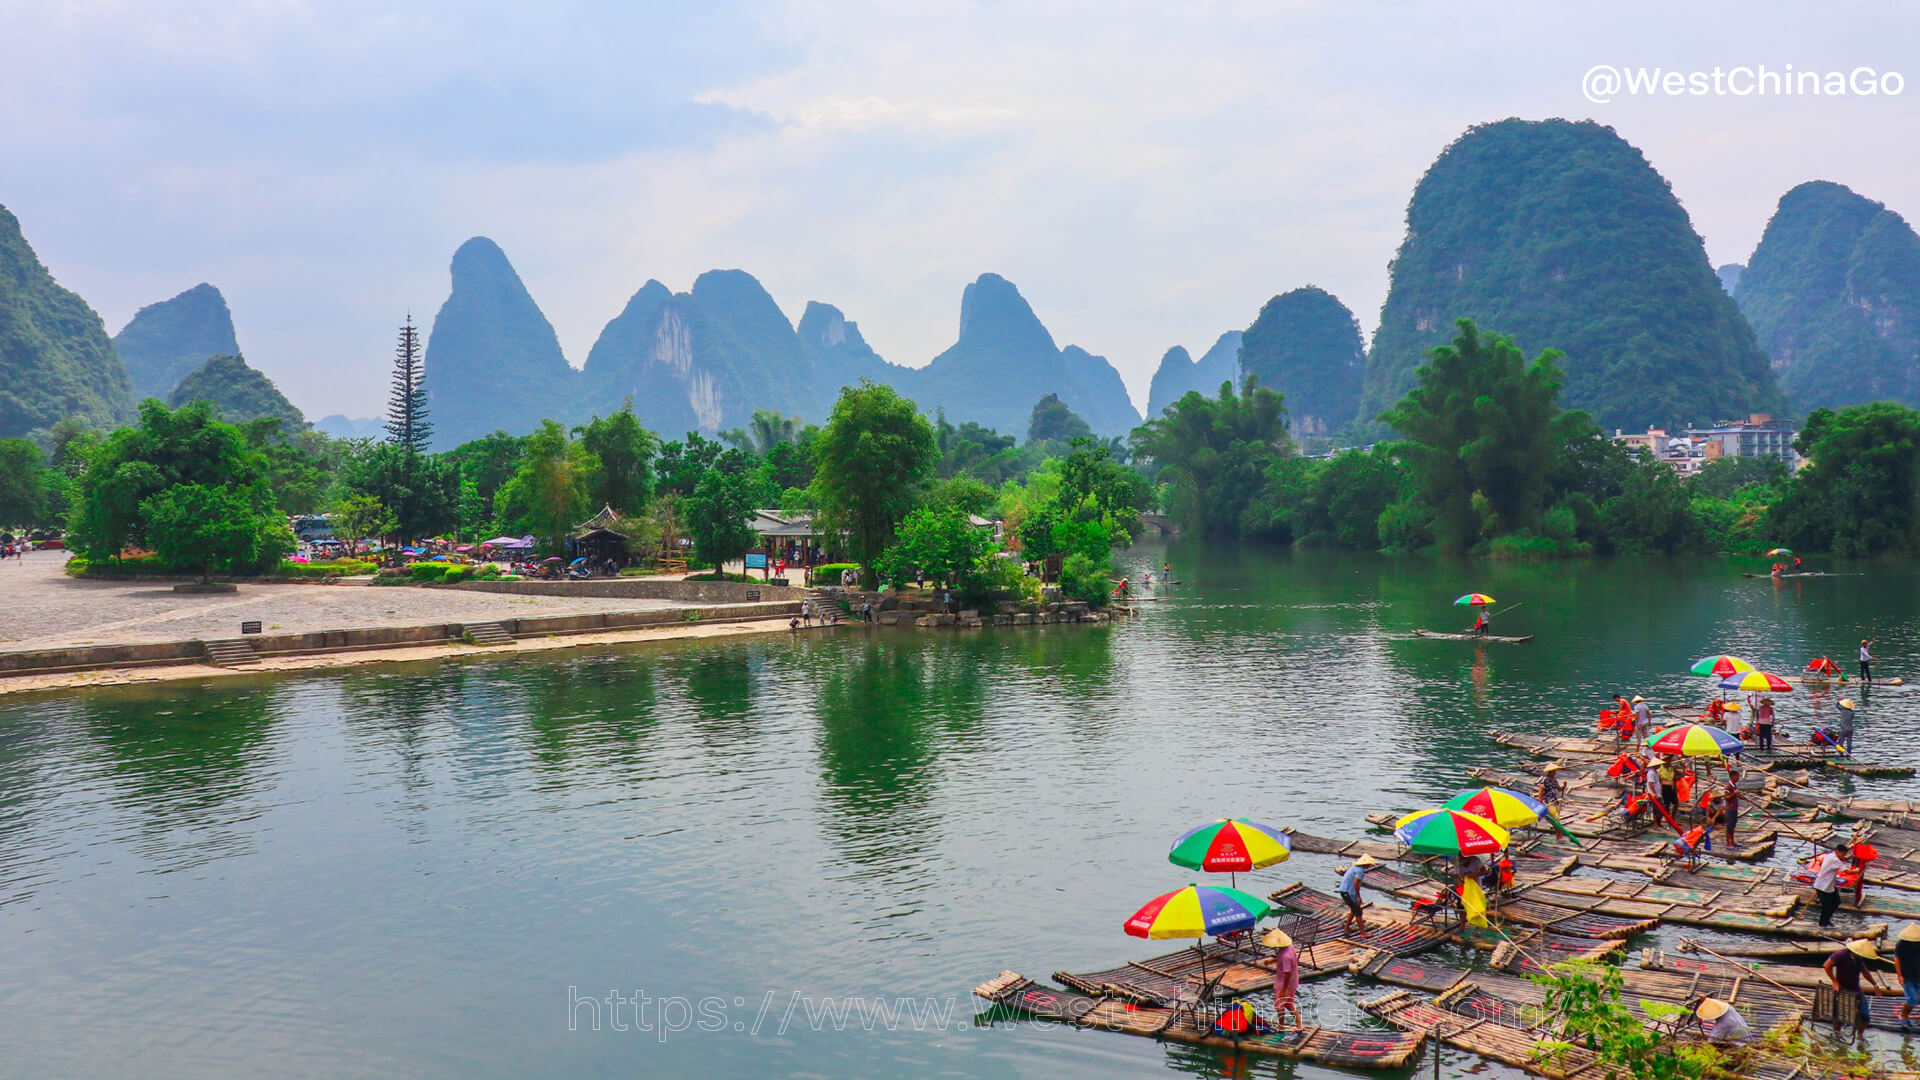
[{"xmin": 385, "ymin": 315, "xmax": 432, "ymax": 451}]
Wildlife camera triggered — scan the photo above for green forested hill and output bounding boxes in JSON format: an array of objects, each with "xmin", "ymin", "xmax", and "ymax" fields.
[
  {"xmin": 113, "ymin": 282, "xmax": 240, "ymax": 400},
  {"xmin": 1237, "ymin": 287, "xmax": 1364, "ymax": 436},
  {"xmin": 167, "ymin": 353, "xmax": 307, "ymax": 428},
  {"xmin": 1735, "ymin": 180, "xmax": 1920, "ymax": 411},
  {"xmin": 1362, "ymin": 119, "xmax": 1780, "ymax": 430},
  {"xmin": 0, "ymin": 204, "xmax": 134, "ymax": 439}
]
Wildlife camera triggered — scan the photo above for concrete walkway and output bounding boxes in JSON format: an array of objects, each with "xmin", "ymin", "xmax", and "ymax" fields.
[{"xmin": 0, "ymin": 551, "xmax": 693, "ymax": 652}]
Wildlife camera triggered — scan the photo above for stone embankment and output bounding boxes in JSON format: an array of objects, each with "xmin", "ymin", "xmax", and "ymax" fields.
[{"xmin": 823, "ymin": 589, "xmax": 1113, "ymax": 628}]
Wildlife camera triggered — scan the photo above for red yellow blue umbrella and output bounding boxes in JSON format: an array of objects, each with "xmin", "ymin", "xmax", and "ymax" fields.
[
  {"xmin": 1441, "ymin": 788, "xmax": 1546, "ymax": 829},
  {"xmin": 1719, "ymin": 671, "xmax": 1794, "ymax": 694},
  {"xmin": 1393, "ymin": 808, "xmax": 1510, "ymax": 856},
  {"xmin": 1648, "ymin": 723, "xmax": 1744, "ymax": 757},
  {"xmin": 1765, "ymin": 548, "xmax": 1793, "ymax": 557},
  {"xmin": 1454, "ymin": 593, "xmax": 1496, "ymax": 606},
  {"xmin": 1123, "ymin": 884, "xmax": 1271, "ymax": 940},
  {"xmin": 1690, "ymin": 655, "xmax": 1755, "ymax": 678},
  {"xmin": 1167, "ymin": 819, "xmax": 1291, "ymax": 874}
]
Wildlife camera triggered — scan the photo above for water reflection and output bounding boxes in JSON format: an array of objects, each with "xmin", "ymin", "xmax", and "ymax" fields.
[{"xmin": 80, "ymin": 680, "xmax": 286, "ymax": 871}]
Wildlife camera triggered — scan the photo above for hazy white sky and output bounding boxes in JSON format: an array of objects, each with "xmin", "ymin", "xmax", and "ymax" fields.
[{"xmin": 2, "ymin": 0, "xmax": 1914, "ymax": 419}]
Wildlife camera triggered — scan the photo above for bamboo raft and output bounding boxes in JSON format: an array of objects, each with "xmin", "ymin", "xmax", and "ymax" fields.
[
  {"xmin": 974, "ymin": 971, "xmax": 1428, "ymax": 1067},
  {"xmin": 1412, "ymin": 629, "xmax": 1534, "ymax": 643}
]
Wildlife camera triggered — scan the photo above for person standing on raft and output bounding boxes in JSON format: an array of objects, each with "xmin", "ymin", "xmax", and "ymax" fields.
[
  {"xmin": 1472, "ymin": 608, "xmax": 1489, "ymax": 636},
  {"xmin": 1339, "ymin": 855, "xmax": 1377, "ymax": 933},
  {"xmin": 1263, "ymin": 928, "xmax": 1301, "ymax": 1028},
  {"xmin": 1861, "ymin": 639, "xmax": 1876, "ymax": 686}
]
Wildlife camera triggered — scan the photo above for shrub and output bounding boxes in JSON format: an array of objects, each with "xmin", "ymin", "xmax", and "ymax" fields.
[
  {"xmin": 808, "ymin": 562, "xmax": 861, "ymax": 585},
  {"xmin": 1058, "ymin": 552, "xmax": 1111, "ymax": 607},
  {"xmin": 65, "ymin": 554, "xmax": 168, "ymax": 576},
  {"xmin": 472, "ymin": 564, "xmax": 499, "ymax": 580},
  {"xmin": 409, "ymin": 563, "xmax": 449, "ymax": 583}
]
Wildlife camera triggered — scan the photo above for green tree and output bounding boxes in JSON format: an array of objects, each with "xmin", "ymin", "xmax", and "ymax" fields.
[
  {"xmin": 1056, "ymin": 440, "xmax": 1151, "ymax": 528},
  {"xmin": 1129, "ymin": 377, "xmax": 1293, "ymax": 537},
  {"xmin": 683, "ymin": 451, "xmax": 758, "ymax": 572},
  {"xmin": 1768, "ymin": 402, "xmax": 1920, "ymax": 555},
  {"xmin": 492, "ymin": 419, "xmax": 590, "ymax": 551},
  {"xmin": 1602, "ymin": 457, "xmax": 1701, "ymax": 554},
  {"xmin": 925, "ymin": 476, "xmax": 1000, "ymax": 519},
  {"xmin": 446, "ymin": 430, "xmax": 527, "ymax": 510},
  {"xmin": 68, "ymin": 400, "xmax": 270, "ymax": 561},
  {"xmin": 1381, "ymin": 320, "xmax": 1567, "ymax": 552},
  {"xmin": 1531, "ymin": 961, "xmax": 1722, "ymax": 1080},
  {"xmin": 575, "ymin": 400, "xmax": 657, "ymax": 513},
  {"xmin": 0, "ymin": 438, "xmax": 50, "ymax": 528},
  {"xmin": 141, "ymin": 483, "xmax": 291, "ymax": 582},
  {"xmin": 384, "ymin": 316, "xmax": 431, "ymax": 452},
  {"xmin": 339, "ymin": 441, "xmax": 460, "ymax": 542},
  {"xmin": 1027, "ymin": 393, "xmax": 1093, "ymax": 445},
  {"xmin": 330, "ymin": 491, "xmax": 395, "ymax": 551},
  {"xmin": 877, "ymin": 504, "xmax": 993, "ymax": 588},
  {"xmin": 810, "ymin": 381, "xmax": 939, "ymax": 588},
  {"xmin": 655, "ymin": 432, "xmax": 726, "ymax": 496}
]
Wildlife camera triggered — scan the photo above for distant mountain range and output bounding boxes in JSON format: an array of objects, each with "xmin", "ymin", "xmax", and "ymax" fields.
[
  {"xmin": 1145, "ymin": 333, "xmax": 1241, "ymax": 419},
  {"xmin": 419, "ymin": 244, "xmax": 1145, "ymax": 448},
  {"xmin": 14, "ymin": 122, "xmax": 1920, "ymax": 446},
  {"xmin": 115, "ymin": 283, "xmax": 239, "ymax": 401},
  {"xmin": 1733, "ymin": 181, "xmax": 1920, "ymax": 412}
]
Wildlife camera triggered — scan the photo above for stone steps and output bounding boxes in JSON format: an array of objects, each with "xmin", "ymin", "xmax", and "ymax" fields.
[
  {"xmin": 202, "ymin": 639, "xmax": 259, "ymax": 667},
  {"xmin": 465, "ymin": 621, "xmax": 514, "ymax": 646}
]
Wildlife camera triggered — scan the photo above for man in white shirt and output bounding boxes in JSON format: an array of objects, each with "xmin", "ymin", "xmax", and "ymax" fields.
[
  {"xmin": 1810, "ymin": 841, "xmax": 1849, "ymax": 927},
  {"xmin": 1861, "ymin": 639, "xmax": 1876, "ymax": 685},
  {"xmin": 1630, "ymin": 696, "xmax": 1653, "ymax": 745}
]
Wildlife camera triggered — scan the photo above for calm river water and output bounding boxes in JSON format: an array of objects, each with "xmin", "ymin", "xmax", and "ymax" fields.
[{"xmin": 3, "ymin": 545, "xmax": 1919, "ymax": 1078}]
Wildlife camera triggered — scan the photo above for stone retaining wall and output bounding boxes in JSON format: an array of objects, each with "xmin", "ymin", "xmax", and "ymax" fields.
[
  {"xmin": 0, "ymin": 601, "xmax": 802, "ymax": 678},
  {"xmin": 447, "ymin": 579, "xmax": 811, "ymax": 604}
]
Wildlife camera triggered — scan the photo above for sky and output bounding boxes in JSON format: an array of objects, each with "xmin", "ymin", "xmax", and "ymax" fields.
[{"xmin": 2, "ymin": 0, "xmax": 1916, "ymax": 420}]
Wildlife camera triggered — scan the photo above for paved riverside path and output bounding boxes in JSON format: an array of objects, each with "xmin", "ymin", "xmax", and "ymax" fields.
[{"xmin": 0, "ymin": 551, "xmax": 692, "ymax": 652}]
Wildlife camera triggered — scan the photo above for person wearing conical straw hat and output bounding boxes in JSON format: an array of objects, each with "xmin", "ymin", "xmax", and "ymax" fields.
[
  {"xmin": 1896, "ymin": 924, "xmax": 1920, "ymax": 1030},
  {"xmin": 1629, "ymin": 696, "xmax": 1653, "ymax": 747},
  {"xmin": 1339, "ymin": 855, "xmax": 1378, "ymax": 934},
  {"xmin": 1536, "ymin": 763, "xmax": 1564, "ymax": 810},
  {"xmin": 1694, "ymin": 998, "xmax": 1751, "ymax": 1045},
  {"xmin": 1825, "ymin": 938, "xmax": 1887, "ymax": 1038},
  {"xmin": 1262, "ymin": 927, "xmax": 1301, "ymax": 1027}
]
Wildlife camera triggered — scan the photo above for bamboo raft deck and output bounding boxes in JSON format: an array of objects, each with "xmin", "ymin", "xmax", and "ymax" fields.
[
  {"xmin": 974, "ymin": 971, "xmax": 1428, "ymax": 1067},
  {"xmin": 1494, "ymin": 730, "xmax": 1914, "ymax": 778},
  {"xmin": 1268, "ymin": 884, "xmax": 1625, "ymax": 963}
]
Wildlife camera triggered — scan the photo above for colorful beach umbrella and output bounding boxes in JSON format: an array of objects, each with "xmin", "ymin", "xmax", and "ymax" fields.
[
  {"xmin": 1441, "ymin": 787, "xmax": 1547, "ymax": 829},
  {"xmin": 1690, "ymin": 655, "xmax": 1756, "ymax": 678},
  {"xmin": 1168, "ymin": 819, "xmax": 1292, "ymax": 873},
  {"xmin": 1718, "ymin": 671, "xmax": 1795, "ymax": 694},
  {"xmin": 1123, "ymin": 884, "xmax": 1271, "ymax": 940},
  {"xmin": 1765, "ymin": 548, "xmax": 1793, "ymax": 557},
  {"xmin": 1648, "ymin": 723, "xmax": 1745, "ymax": 757},
  {"xmin": 1453, "ymin": 593, "xmax": 1496, "ymax": 606},
  {"xmin": 1393, "ymin": 808, "xmax": 1510, "ymax": 856}
]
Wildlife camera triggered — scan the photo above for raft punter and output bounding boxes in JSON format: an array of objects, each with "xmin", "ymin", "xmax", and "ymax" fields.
[{"xmin": 1339, "ymin": 855, "xmax": 1378, "ymax": 933}]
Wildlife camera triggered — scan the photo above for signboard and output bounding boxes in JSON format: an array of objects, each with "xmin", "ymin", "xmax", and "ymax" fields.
[
  {"xmin": 240, "ymin": 621, "xmax": 263, "ymax": 635},
  {"xmin": 744, "ymin": 553, "xmax": 768, "ymax": 569},
  {"xmin": 745, "ymin": 589, "xmax": 761, "ymax": 601}
]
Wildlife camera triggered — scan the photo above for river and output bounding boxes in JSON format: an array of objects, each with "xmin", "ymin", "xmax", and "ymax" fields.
[{"xmin": 2, "ymin": 544, "xmax": 1917, "ymax": 1078}]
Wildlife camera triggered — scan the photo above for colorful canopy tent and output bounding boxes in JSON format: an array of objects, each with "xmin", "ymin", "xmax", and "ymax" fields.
[
  {"xmin": 1392, "ymin": 809, "xmax": 1510, "ymax": 856},
  {"xmin": 1648, "ymin": 723, "xmax": 1744, "ymax": 758}
]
